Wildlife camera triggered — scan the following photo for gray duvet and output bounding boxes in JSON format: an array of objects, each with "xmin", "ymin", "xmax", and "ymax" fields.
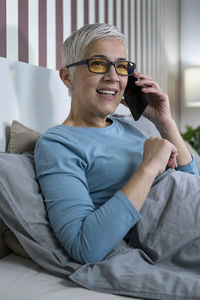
[
  {"xmin": 0, "ymin": 152, "xmax": 200, "ymax": 300},
  {"xmin": 70, "ymin": 169, "xmax": 200, "ymax": 299}
]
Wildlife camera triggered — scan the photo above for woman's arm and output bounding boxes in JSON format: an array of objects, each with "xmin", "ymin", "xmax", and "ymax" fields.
[
  {"xmin": 121, "ymin": 136, "xmax": 177, "ymax": 211},
  {"xmin": 120, "ymin": 72, "xmax": 198, "ymax": 211},
  {"xmin": 34, "ymin": 134, "xmax": 141, "ymax": 264},
  {"xmin": 133, "ymin": 72, "xmax": 192, "ymax": 167}
]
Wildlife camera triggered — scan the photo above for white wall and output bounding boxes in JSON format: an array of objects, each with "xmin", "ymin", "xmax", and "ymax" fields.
[
  {"xmin": 180, "ymin": 0, "xmax": 200, "ymax": 132},
  {"xmin": 0, "ymin": 0, "xmax": 181, "ymax": 122}
]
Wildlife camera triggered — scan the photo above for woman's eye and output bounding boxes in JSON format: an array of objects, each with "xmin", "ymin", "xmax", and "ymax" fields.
[
  {"xmin": 92, "ymin": 61, "xmax": 106, "ymax": 66},
  {"xmin": 117, "ymin": 63, "xmax": 127, "ymax": 69}
]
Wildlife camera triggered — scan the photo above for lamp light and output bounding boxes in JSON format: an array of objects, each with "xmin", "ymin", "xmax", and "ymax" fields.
[{"xmin": 184, "ymin": 66, "xmax": 200, "ymax": 107}]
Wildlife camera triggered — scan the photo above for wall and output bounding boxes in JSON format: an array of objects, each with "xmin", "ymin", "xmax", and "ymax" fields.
[
  {"xmin": 180, "ymin": 0, "xmax": 200, "ymax": 132},
  {"xmin": 0, "ymin": 0, "xmax": 180, "ymax": 121}
]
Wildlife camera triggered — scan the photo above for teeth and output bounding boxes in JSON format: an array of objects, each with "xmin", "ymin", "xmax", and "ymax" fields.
[{"xmin": 98, "ymin": 90, "xmax": 116, "ymax": 95}]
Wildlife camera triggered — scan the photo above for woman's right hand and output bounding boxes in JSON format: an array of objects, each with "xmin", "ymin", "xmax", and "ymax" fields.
[
  {"xmin": 121, "ymin": 136, "xmax": 178, "ymax": 211},
  {"xmin": 141, "ymin": 137, "xmax": 178, "ymax": 176}
]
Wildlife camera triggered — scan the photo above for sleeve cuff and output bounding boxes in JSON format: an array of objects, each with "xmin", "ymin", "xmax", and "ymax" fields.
[{"xmin": 175, "ymin": 154, "xmax": 200, "ymax": 176}]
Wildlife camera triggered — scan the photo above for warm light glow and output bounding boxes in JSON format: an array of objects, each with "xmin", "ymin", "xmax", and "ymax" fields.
[{"xmin": 184, "ymin": 67, "xmax": 200, "ymax": 106}]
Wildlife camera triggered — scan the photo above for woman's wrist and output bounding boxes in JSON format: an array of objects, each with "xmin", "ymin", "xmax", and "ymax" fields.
[
  {"xmin": 155, "ymin": 119, "xmax": 192, "ymax": 166},
  {"xmin": 139, "ymin": 161, "xmax": 160, "ymax": 179},
  {"xmin": 154, "ymin": 118, "xmax": 176, "ymax": 138},
  {"xmin": 121, "ymin": 163, "xmax": 158, "ymax": 211}
]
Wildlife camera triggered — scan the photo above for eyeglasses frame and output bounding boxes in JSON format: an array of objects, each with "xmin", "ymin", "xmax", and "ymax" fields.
[{"xmin": 66, "ymin": 57, "xmax": 136, "ymax": 76}]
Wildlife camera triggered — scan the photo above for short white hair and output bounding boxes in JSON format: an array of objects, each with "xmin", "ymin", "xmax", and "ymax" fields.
[{"xmin": 61, "ymin": 23, "xmax": 127, "ymax": 76}]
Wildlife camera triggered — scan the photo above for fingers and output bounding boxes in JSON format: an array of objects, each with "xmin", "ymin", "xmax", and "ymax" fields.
[
  {"xmin": 143, "ymin": 137, "xmax": 178, "ymax": 174},
  {"xmin": 133, "ymin": 72, "xmax": 152, "ymax": 80},
  {"xmin": 131, "ymin": 72, "xmax": 171, "ymax": 123},
  {"xmin": 133, "ymin": 72, "xmax": 169, "ymax": 105},
  {"xmin": 168, "ymin": 155, "xmax": 178, "ymax": 169},
  {"xmin": 167, "ymin": 143, "xmax": 178, "ymax": 169},
  {"xmin": 135, "ymin": 80, "xmax": 160, "ymax": 89},
  {"xmin": 133, "ymin": 73, "xmax": 161, "ymax": 90}
]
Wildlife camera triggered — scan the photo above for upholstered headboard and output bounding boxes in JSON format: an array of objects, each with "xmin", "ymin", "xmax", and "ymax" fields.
[{"xmin": 0, "ymin": 57, "xmax": 70, "ymax": 151}]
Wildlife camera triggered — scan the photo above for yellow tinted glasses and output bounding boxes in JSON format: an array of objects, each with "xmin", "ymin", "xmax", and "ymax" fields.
[{"xmin": 67, "ymin": 58, "xmax": 136, "ymax": 76}]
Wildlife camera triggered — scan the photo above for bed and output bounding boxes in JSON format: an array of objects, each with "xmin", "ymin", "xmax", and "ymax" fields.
[
  {"xmin": 0, "ymin": 57, "xmax": 144, "ymax": 300},
  {"xmin": 1, "ymin": 57, "xmax": 200, "ymax": 300}
]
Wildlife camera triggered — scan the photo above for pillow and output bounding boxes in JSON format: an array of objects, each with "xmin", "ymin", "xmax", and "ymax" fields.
[
  {"xmin": 2, "ymin": 120, "xmax": 41, "ymax": 257},
  {"xmin": 0, "ymin": 218, "xmax": 2, "ymax": 244},
  {"xmin": 0, "ymin": 219, "xmax": 12, "ymax": 258},
  {"xmin": 1, "ymin": 221, "xmax": 29, "ymax": 258},
  {"xmin": 7, "ymin": 120, "xmax": 41, "ymax": 153},
  {"xmin": 0, "ymin": 218, "xmax": 10, "ymax": 258},
  {"xmin": 0, "ymin": 151, "xmax": 75, "ymax": 274},
  {"xmin": 0, "ymin": 152, "xmax": 40, "ymax": 258},
  {"xmin": 120, "ymin": 114, "xmax": 161, "ymax": 138}
]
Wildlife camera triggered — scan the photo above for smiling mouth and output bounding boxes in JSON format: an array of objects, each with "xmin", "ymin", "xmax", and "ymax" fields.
[{"xmin": 97, "ymin": 89, "xmax": 117, "ymax": 95}]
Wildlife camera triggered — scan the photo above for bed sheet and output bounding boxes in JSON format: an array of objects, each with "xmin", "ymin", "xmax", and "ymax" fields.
[{"xmin": 0, "ymin": 254, "xmax": 141, "ymax": 300}]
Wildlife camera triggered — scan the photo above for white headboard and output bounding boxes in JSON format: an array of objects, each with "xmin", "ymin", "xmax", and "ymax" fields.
[
  {"xmin": 0, "ymin": 57, "xmax": 129, "ymax": 152},
  {"xmin": 0, "ymin": 57, "xmax": 71, "ymax": 152}
]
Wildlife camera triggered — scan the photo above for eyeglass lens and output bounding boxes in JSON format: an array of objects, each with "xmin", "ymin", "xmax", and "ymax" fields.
[{"xmin": 88, "ymin": 59, "xmax": 134, "ymax": 75}]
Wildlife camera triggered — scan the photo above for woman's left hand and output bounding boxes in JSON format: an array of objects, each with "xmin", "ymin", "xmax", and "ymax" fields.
[
  {"xmin": 132, "ymin": 72, "xmax": 172, "ymax": 126},
  {"xmin": 121, "ymin": 72, "xmax": 193, "ymax": 166}
]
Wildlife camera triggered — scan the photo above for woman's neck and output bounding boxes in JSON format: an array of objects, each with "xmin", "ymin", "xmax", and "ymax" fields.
[{"xmin": 62, "ymin": 111, "xmax": 112, "ymax": 128}]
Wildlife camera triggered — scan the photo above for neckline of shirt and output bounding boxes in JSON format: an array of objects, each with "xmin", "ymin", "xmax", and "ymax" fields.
[{"xmin": 56, "ymin": 116, "xmax": 117, "ymax": 131}]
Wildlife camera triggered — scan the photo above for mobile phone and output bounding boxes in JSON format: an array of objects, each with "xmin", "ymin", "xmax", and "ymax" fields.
[{"xmin": 124, "ymin": 75, "xmax": 149, "ymax": 121}]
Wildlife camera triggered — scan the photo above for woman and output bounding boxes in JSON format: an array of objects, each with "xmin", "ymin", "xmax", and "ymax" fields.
[{"xmin": 34, "ymin": 23, "xmax": 199, "ymax": 264}]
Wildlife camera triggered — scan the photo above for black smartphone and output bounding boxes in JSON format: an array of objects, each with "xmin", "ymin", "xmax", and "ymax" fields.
[{"xmin": 124, "ymin": 75, "xmax": 149, "ymax": 121}]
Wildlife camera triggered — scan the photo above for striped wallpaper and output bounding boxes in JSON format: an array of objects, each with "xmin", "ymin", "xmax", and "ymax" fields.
[{"xmin": 0, "ymin": 0, "xmax": 180, "ymax": 121}]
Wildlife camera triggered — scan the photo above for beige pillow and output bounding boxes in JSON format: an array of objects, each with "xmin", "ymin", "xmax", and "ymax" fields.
[
  {"xmin": 7, "ymin": 120, "xmax": 41, "ymax": 154},
  {"xmin": 3, "ymin": 120, "xmax": 41, "ymax": 258}
]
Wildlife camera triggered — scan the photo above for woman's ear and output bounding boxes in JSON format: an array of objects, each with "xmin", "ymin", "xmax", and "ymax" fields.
[{"xmin": 59, "ymin": 67, "xmax": 73, "ymax": 88}]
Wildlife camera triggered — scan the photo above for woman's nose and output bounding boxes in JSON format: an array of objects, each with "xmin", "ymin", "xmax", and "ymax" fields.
[{"xmin": 104, "ymin": 65, "xmax": 119, "ymax": 81}]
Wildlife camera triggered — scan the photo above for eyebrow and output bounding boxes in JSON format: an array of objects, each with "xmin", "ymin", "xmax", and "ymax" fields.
[{"xmin": 89, "ymin": 54, "xmax": 127, "ymax": 61}]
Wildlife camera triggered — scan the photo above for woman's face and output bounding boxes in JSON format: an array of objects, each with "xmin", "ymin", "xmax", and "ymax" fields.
[{"xmin": 70, "ymin": 39, "xmax": 128, "ymax": 121}]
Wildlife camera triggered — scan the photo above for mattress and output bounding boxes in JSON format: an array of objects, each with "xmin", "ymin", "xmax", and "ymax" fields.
[{"xmin": 0, "ymin": 254, "xmax": 140, "ymax": 300}]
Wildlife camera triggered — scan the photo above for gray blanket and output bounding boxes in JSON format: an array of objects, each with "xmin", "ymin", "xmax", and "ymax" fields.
[
  {"xmin": 70, "ymin": 169, "xmax": 200, "ymax": 299},
  {"xmin": 0, "ymin": 152, "xmax": 200, "ymax": 300}
]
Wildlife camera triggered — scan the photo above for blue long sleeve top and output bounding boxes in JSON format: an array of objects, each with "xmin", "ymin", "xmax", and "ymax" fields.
[{"xmin": 34, "ymin": 116, "xmax": 199, "ymax": 264}]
